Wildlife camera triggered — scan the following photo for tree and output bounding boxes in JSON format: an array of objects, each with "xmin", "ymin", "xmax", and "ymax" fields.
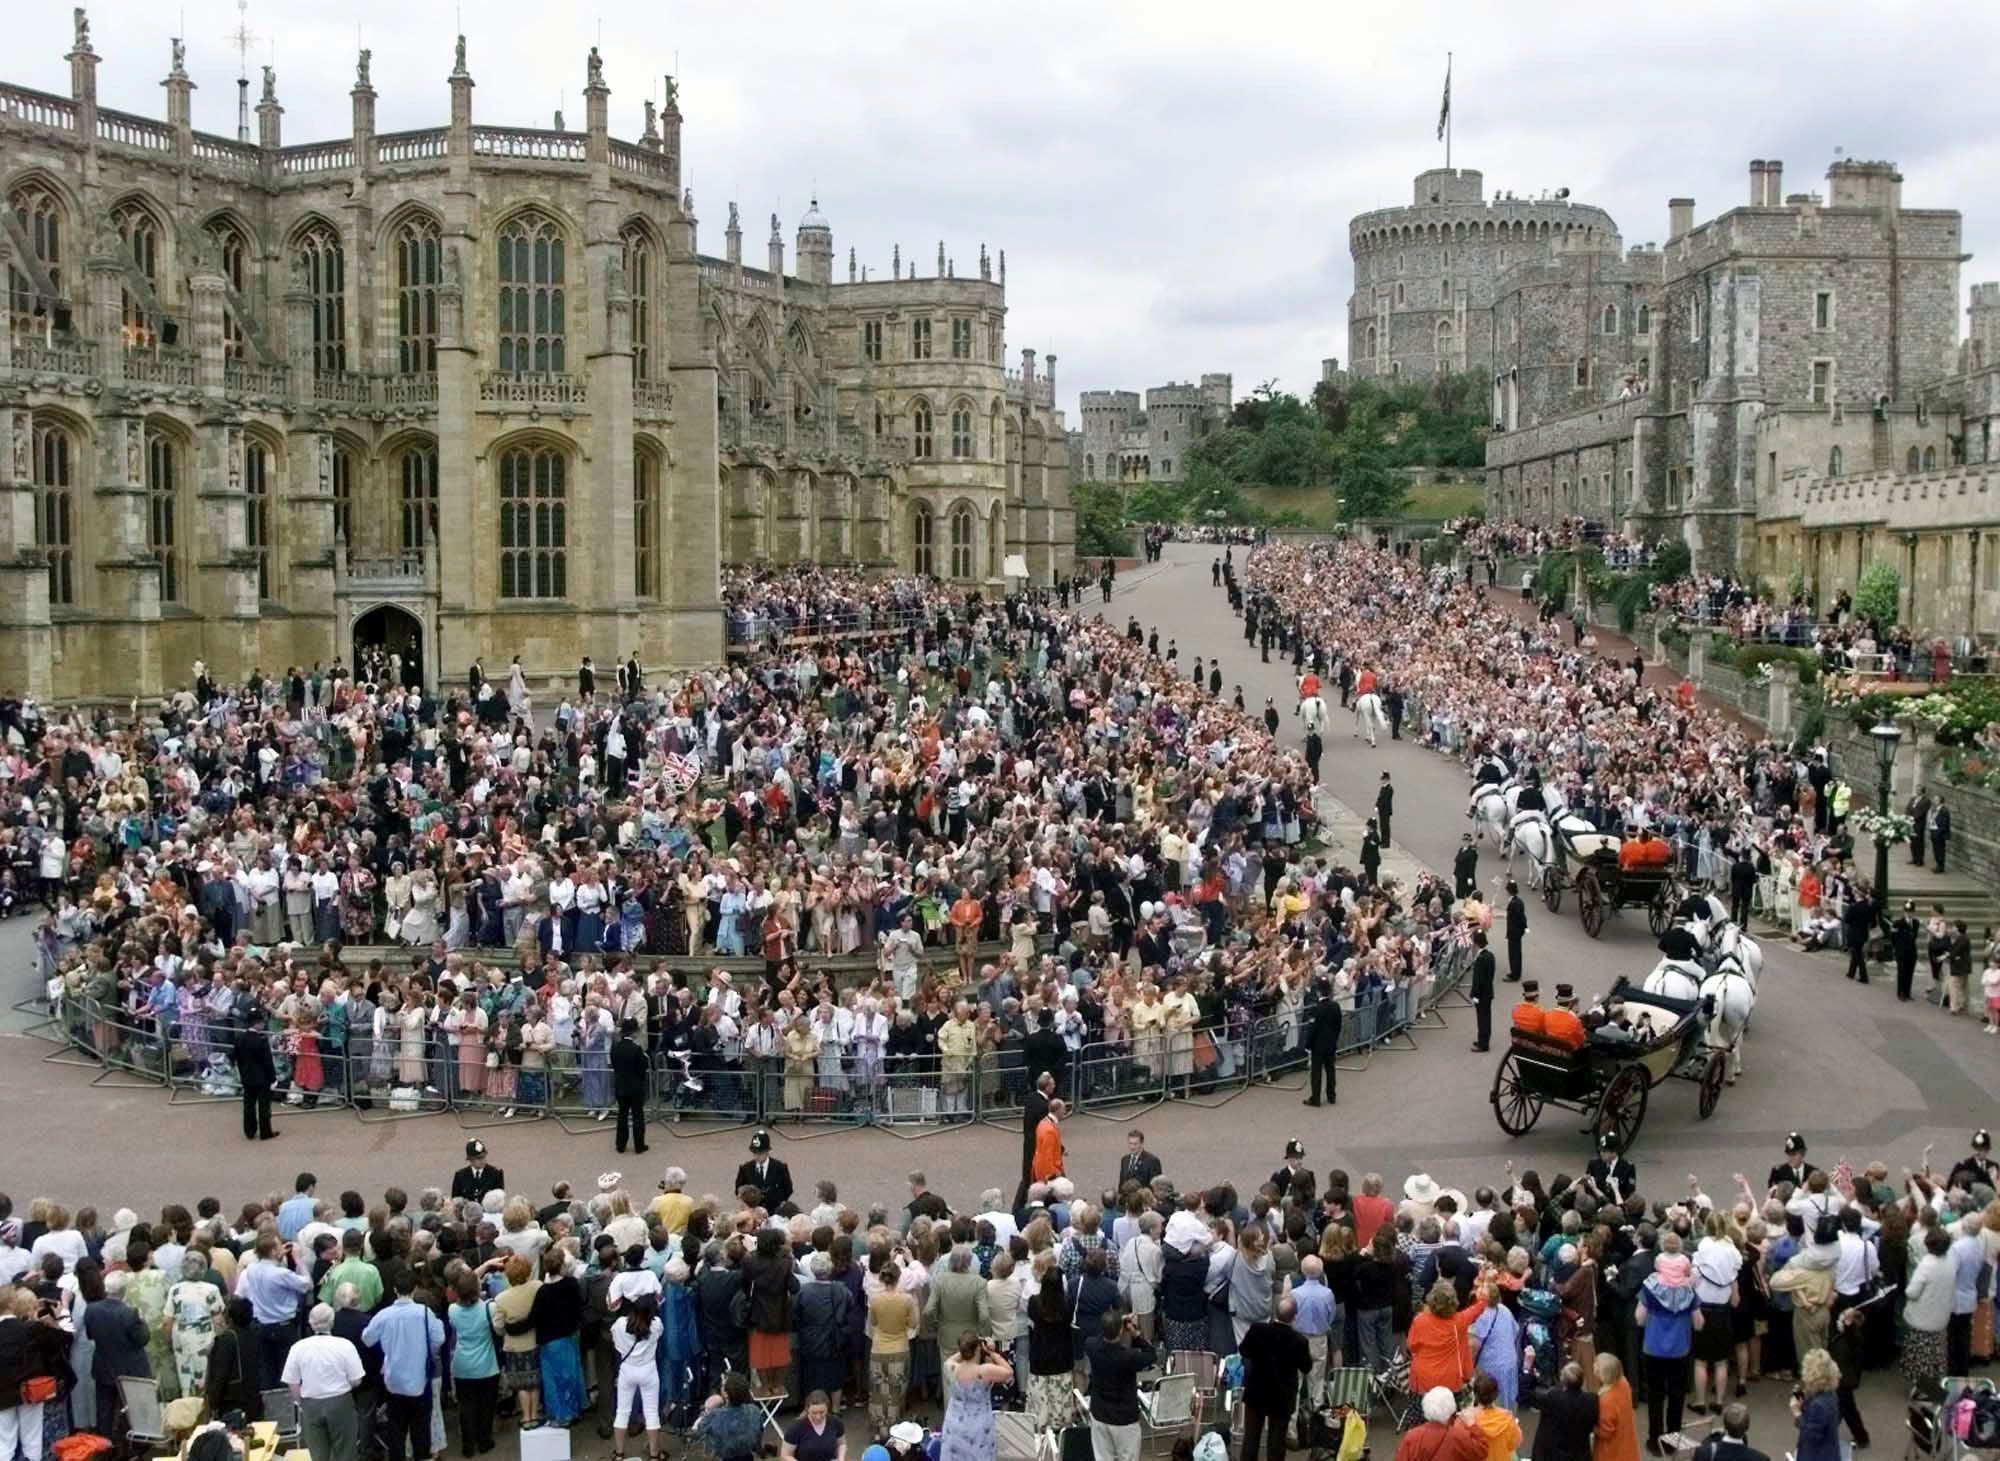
[
  {"xmin": 1334, "ymin": 430, "xmax": 1406, "ymax": 521},
  {"xmin": 1070, "ymin": 482, "xmax": 1133, "ymax": 558},
  {"xmin": 1855, "ymin": 562, "xmax": 1900, "ymax": 628}
]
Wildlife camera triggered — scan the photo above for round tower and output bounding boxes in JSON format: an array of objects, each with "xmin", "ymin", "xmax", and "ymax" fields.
[
  {"xmin": 795, "ymin": 197, "xmax": 833, "ymax": 285},
  {"xmin": 1347, "ymin": 166, "xmax": 1621, "ymax": 386}
]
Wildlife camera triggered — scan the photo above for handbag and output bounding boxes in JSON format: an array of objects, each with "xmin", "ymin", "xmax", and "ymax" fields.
[{"xmin": 21, "ymin": 1374, "xmax": 58, "ymax": 1404}]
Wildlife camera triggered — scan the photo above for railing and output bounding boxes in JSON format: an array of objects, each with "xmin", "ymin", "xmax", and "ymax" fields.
[
  {"xmin": 382, "ymin": 373, "xmax": 438, "ymax": 408},
  {"xmin": 97, "ymin": 107, "xmax": 173, "ymax": 152},
  {"xmin": 633, "ymin": 379, "xmax": 674, "ymax": 417},
  {"xmin": 224, "ymin": 359, "xmax": 291, "ymax": 397},
  {"xmin": 191, "ymin": 131, "xmax": 259, "ymax": 172},
  {"xmin": 471, "ymin": 126, "xmax": 587, "ymax": 162},
  {"xmin": 345, "ymin": 554, "xmax": 428, "ymax": 585},
  {"xmin": 609, "ymin": 140, "xmax": 669, "ymax": 178},
  {"xmin": 282, "ymin": 139, "xmax": 354, "ymax": 174},
  {"xmin": 478, "ymin": 370, "xmax": 585, "ymax": 406},
  {"xmin": 0, "ymin": 83, "xmax": 78, "ymax": 131},
  {"xmin": 725, "ymin": 604, "xmax": 929, "ymax": 646},
  {"xmin": 375, "ymin": 128, "xmax": 448, "ymax": 163},
  {"xmin": 13, "ymin": 335, "xmax": 97, "ymax": 378},
  {"xmin": 698, "ymin": 260, "xmax": 783, "ymax": 293},
  {"xmin": 312, "ymin": 370, "xmax": 374, "ymax": 405},
  {"xmin": 124, "ymin": 347, "xmax": 196, "ymax": 388}
]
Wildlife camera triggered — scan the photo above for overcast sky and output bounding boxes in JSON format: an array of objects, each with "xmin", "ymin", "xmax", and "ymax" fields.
[{"xmin": 17, "ymin": 1, "xmax": 2000, "ymax": 423}]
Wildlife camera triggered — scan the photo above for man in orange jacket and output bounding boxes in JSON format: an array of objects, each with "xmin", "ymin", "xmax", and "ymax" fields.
[{"xmin": 1032, "ymin": 1098, "xmax": 1067, "ymax": 1182}]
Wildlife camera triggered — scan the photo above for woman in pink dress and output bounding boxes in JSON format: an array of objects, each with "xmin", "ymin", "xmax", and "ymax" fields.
[
  {"xmin": 487, "ymin": 1013, "xmax": 519, "ymax": 1103},
  {"xmin": 291, "ymin": 1007, "xmax": 325, "ymax": 1105},
  {"xmin": 450, "ymin": 991, "xmax": 487, "ymax": 1097}
]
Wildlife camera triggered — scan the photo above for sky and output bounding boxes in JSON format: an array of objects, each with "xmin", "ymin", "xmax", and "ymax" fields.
[{"xmin": 13, "ymin": 1, "xmax": 1999, "ymax": 425}]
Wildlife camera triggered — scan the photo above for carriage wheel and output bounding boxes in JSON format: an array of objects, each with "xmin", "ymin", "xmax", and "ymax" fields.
[
  {"xmin": 1595, "ymin": 1063, "xmax": 1650, "ymax": 1150},
  {"xmin": 1489, "ymin": 1051, "xmax": 1544, "ymax": 1136},
  {"xmin": 1578, "ymin": 868, "xmax": 1607, "ymax": 938},
  {"xmin": 1542, "ymin": 867, "xmax": 1564, "ymax": 913},
  {"xmin": 1697, "ymin": 1050, "xmax": 1727, "ymax": 1120},
  {"xmin": 1647, "ymin": 886, "xmax": 1673, "ymax": 937}
]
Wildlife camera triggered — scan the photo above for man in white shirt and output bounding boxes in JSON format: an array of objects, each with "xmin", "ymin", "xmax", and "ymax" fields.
[
  {"xmin": 882, "ymin": 915, "xmax": 925, "ymax": 1001},
  {"xmin": 283, "ymin": 1303, "xmax": 365, "ymax": 1461},
  {"xmin": 974, "ymin": 1190, "xmax": 1020, "ymax": 1247}
]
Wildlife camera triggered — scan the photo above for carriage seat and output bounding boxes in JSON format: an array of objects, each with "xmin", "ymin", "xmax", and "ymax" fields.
[{"xmin": 1554, "ymin": 814, "xmax": 1621, "ymax": 864}]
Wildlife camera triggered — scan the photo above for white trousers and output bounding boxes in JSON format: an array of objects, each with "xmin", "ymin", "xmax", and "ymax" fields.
[
  {"xmin": 616, "ymin": 1365, "xmax": 661, "ymax": 1430},
  {"xmin": 0, "ymin": 1401, "xmax": 46, "ymax": 1461}
]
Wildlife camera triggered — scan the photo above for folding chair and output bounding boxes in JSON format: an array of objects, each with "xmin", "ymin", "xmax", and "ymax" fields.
[
  {"xmin": 1138, "ymin": 1371, "xmax": 1196, "ymax": 1457},
  {"xmin": 750, "ymin": 1388, "xmax": 787, "ymax": 1442},
  {"xmin": 1322, "ymin": 1365, "xmax": 1375, "ymax": 1415},
  {"xmin": 995, "ymin": 1409, "xmax": 1050, "ymax": 1461},
  {"xmin": 119, "ymin": 1376, "xmax": 168, "ymax": 1452},
  {"xmin": 259, "ymin": 1387, "xmax": 302, "ymax": 1446},
  {"xmin": 1167, "ymin": 1350, "xmax": 1220, "ymax": 1430}
]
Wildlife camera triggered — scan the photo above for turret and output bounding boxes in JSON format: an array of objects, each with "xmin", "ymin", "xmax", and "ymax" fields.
[{"xmin": 795, "ymin": 198, "xmax": 832, "ymax": 286}]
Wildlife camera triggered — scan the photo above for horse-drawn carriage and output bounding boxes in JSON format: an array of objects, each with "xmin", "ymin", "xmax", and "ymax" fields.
[
  {"xmin": 1540, "ymin": 832, "xmax": 1680, "ymax": 940},
  {"xmin": 1489, "ymin": 977, "xmax": 1728, "ymax": 1148}
]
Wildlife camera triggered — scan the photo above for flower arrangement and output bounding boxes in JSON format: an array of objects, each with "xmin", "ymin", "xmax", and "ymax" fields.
[{"xmin": 1848, "ymin": 807, "xmax": 1915, "ymax": 844}]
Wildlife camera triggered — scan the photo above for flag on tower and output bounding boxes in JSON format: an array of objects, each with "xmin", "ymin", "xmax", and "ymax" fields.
[{"xmin": 1437, "ymin": 57, "xmax": 1451, "ymax": 141}]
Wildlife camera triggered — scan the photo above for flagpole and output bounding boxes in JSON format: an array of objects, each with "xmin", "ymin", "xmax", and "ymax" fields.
[{"xmin": 1445, "ymin": 52, "xmax": 1453, "ymax": 170}]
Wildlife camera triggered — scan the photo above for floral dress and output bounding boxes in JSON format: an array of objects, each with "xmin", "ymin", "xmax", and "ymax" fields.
[
  {"xmin": 166, "ymin": 1279, "xmax": 224, "ymax": 1395},
  {"xmin": 126, "ymin": 1266, "xmax": 179, "ymax": 1402},
  {"xmin": 340, "ymin": 869, "xmax": 377, "ymax": 940}
]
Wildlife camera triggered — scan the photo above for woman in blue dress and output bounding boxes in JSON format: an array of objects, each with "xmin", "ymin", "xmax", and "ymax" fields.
[
  {"xmin": 655, "ymin": 1257, "xmax": 703, "ymax": 1417},
  {"xmin": 937, "ymin": 1332, "xmax": 1011, "ymax": 1461},
  {"xmin": 716, "ymin": 882, "xmax": 747, "ymax": 957}
]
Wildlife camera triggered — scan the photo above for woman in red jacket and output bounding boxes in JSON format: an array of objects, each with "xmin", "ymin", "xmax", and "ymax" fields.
[{"xmin": 1406, "ymin": 1279, "xmax": 1492, "ymax": 1396}]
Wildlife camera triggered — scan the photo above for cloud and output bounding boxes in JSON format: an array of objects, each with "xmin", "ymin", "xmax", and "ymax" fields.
[{"xmin": 16, "ymin": 0, "xmax": 1998, "ymax": 424}]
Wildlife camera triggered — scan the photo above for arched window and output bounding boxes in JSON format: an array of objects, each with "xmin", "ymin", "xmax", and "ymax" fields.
[
  {"xmin": 244, "ymin": 437, "xmax": 274, "ymax": 598},
  {"xmin": 395, "ymin": 215, "xmax": 441, "ymax": 374},
  {"xmin": 498, "ymin": 445, "xmax": 567, "ymax": 598},
  {"xmin": 873, "ymin": 400, "xmax": 885, "ymax": 437},
  {"xmin": 1084, "ymin": 453, "xmax": 1095, "ymax": 478},
  {"xmin": 621, "ymin": 222, "xmax": 655, "ymax": 382},
  {"xmin": 1907, "ymin": 446, "xmax": 1922, "ymax": 473},
  {"xmin": 1365, "ymin": 323, "xmax": 1378, "ymax": 357},
  {"xmin": 1923, "ymin": 446, "xmax": 1938, "ymax": 471},
  {"xmin": 206, "ymin": 218, "xmax": 250, "ymax": 357},
  {"xmin": 400, "ymin": 445, "xmax": 438, "ymax": 553},
  {"xmin": 146, "ymin": 428, "xmax": 182, "ymax": 602},
  {"xmin": 112, "ymin": 199, "xmax": 162, "ymax": 339},
  {"xmin": 911, "ymin": 400, "xmax": 934, "ymax": 457},
  {"xmin": 1828, "ymin": 446, "xmax": 1843, "ymax": 476},
  {"xmin": 633, "ymin": 449, "xmax": 660, "ymax": 597},
  {"xmin": 1635, "ymin": 304, "xmax": 1651, "ymax": 333},
  {"xmin": 1436, "ymin": 320, "xmax": 1454, "ymax": 359},
  {"xmin": 32, "ymin": 419, "xmax": 75, "ymax": 606},
  {"xmin": 950, "ymin": 403, "xmax": 973, "ymax": 459},
  {"xmin": 1602, "ymin": 304, "xmax": 1619, "ymax": 334},
  {"xmin": 497, "ymin": 211, "xmax": 566, "ymax": 374},
  {"xmin": 7, "ymin": 182, "xmax": 64, "ymax": 324},
  {"xmin": 949, "ymin": 505, "xmax": 975, "ymax": 579},
  {"xmin": 911, "ymin": 502, "xmax": 935, "ymax": 575},
  {"xmin": 295, "ymin": 222, "xmax": 346, "ymax": 374},
  {"xmin": 331, "ymin": 445, "xmax": 355, "ymax": 545}
]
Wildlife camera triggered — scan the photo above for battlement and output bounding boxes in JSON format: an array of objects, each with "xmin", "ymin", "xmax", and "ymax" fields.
[
  {"xmin": 1414, "ymin": 167, "xmax": 1485, "ymax": 206},
  {"xmin": 1973, "ymin": 283, "xmax": 2000, "ymax": 308}
]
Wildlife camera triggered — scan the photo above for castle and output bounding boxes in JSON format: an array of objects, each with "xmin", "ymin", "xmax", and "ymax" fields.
[
  {"xmin": 0, "ymin": 15, "xmax": 1074, "ymax": 701},
  {"xmin": 1349, "ymin": 157, "xmax": 2000, "ymax": 637},
  {"xmin": 1067, "ymin": 375, "xmax": 1233, "ymax": 483}
]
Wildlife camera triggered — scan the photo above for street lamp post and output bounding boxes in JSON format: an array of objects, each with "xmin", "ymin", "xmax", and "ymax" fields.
[{"xmin": 1870, "ymin": 721, "xmax": 1903, "ymax": 913}]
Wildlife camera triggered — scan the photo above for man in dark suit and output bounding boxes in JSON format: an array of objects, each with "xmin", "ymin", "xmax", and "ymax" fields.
[
  {"xmin": 1303, "ymin": 977, "xmax": 1343, "ymax": 1107},
  {"xmin": 1469, "ymin": 930, "xmax": 1497, "ymax": 1052},
  {"xmin": 1504, "ymin": 880, "xmax": 1528, "ymax": 983},
  {"xmin": 1454, "ymin": 834, "xmax": 1479, "ymax": 900},
  {"xmin": 1691, "ymin": 1403, "xmax": 1771, "ymax": 1461},
  {"xmin": 1728, "ymin": 847, "xmax": 1758, "ymax": 929},
  {"xmin": 1021, "ymin": 1011, "xmax": 1068, "ymax": 1102},
  {"xmin": 1375, "ymin": 773, "xmax": 1395, "ymax": 848},
  {"xmin": 235, "ymin": 1009, "xmax": 279, "ymax": 1141},
  {"xmin": 1521, "ymin": 1361, "xmax": 1603, "ymax": 1461},
  {"xmin": 1891, "ymin": 900, "xmax": 1921, "ymax": 1001},
  {"xmin": 450, "ymin": 1141, "xmax": 505, "ymax": 1204},
  {"xmin": 611, "ymin": 1018, "xmax": 651, "ymax": 1155},
  {"xmin": 1766, "ymin": 1134, "xmax": 1816, "ymax": 1194},
  {"xmin": 733, "ymin": 1130, "xmax": 793, "ymax": 1210},
  {"xmin": 1118, "ymin": 1130, "xmax": 1163, "ymax": 1192},
  {"xmin": 578, "ymin": 655, "xmax": 596, "ymax": 700}
]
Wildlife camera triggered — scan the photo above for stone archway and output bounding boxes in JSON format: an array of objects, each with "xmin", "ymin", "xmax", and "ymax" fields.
[{"xmin": 353, "ymin": 603, "xmax": 426, "ymax": 688}]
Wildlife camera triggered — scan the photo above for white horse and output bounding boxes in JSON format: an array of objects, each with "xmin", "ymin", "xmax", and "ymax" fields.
[
  {"xmin": 1468, "ymin": 783, "xmax": 1511, "ymax": 846},
  {"xmin": 1683, "ymin": 903, "xmax": 1766, "ymax": 982},
  {"xmin": 1507, "ymin": 815, "xmax": 1557, "ymax": 888},
  {"xmin": 1642, "ymin": 958, "xmax": 1706, "ymax": 1003},
  {"xmin": 1699, "ymin": 964, "xmax": 1758, "ymax": 1081},
  {"xmin": 1352, "ymin": 691, "xmax": 1387, "ymax": 747}
]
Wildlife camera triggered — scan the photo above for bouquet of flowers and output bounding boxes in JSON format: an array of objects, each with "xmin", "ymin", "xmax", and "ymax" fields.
[{"xmin": 1848, "ymin": 807, "xmax": 1915, "ymax": 845}]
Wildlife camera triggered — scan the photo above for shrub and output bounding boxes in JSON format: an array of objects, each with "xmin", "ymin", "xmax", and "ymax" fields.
[
  {"xmin": 1651, "ymin": 540, "xmax": 1691, "ymax": 581},
  {"xmin": 1731, "ymin": 643, "xmax": 1820, "ymax": 687},
  {"xmin": 1854, "ymin": 562, "xmax": 1900, "ymax": 628},
  {"xmin": 1608, "ymin": 575, "xmax": 1653, "ymax": 632},
  {"xmin": 1533, "ymin": 551, "xmax": 1574, "ymax": 609},
  {"xmin": 1792, "ymin": 691, "xmax": 1827, "ymax": 753}
]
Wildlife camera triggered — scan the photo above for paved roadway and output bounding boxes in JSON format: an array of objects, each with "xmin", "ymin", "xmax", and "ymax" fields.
[{"xmin": 0, "ymin": 541, "xmax": 1985, "ymax": 1443}]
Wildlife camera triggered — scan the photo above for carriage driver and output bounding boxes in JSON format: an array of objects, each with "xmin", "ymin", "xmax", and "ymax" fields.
[
  {"xmin": 1509, "ymin": 980, "xmax": 1545, "ymax": 1037},
  {"xmin": 1656, "ymin": 919, "xmax": 1703, "ymax": 964},
  {"xmin": 1542, "ymin": 984, "xmax": 1587, "ymax": 1051}
]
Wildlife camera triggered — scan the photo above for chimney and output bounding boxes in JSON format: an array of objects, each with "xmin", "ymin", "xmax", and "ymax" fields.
[
  {"xmin": 1020, "ymin": 348, "xmax": 1036, "ymax": 396},
  {"xmin": 1748, "ymin": 160, "xmax": 1764, "ymax": 205},
  {"xmin": 1668, "ymin": 197, "xmax": 1695, "ymax": 238},
  {"xmin": 1044, "ymin": 354, "xmax": 1056, "ymax": 403},
  {"xmin": 1763, "ymin": 160, "xmax": 1783, "ymax": 206}
]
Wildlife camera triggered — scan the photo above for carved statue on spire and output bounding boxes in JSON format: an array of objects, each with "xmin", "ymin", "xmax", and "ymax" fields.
[
  {"xmin": 606, "ymin": 252, "xmax": 626, "ymax": 300},
  {"xmin": 260, "ymin": 65, "xmax": 276, "ymax": 103},
  {"xmin": 664, "ymin": 75, "xmax": 678, "ymax": 111},
  {"xmin": 72, "ymin": 7, "xmax": 90, "ymax": 53},
  {"xmin": 682, "ymin": 187, "xmax": 694, "ymax": 215},
  {"xmin": 356, "ymin": 49, "xmax": 371, "ymax": 87},
  {"xmin": 770, "ymin": 212, "xmax": 780, "ymax": 241},
  {"xmin": 727, "ymin": 202, "xmax": 739, "ymax": 231},
  {"xmin": 454, "ymin": 34, "xmax": 467, "ymax": 74},
  {"xmin": 586, "ymin": 46, "xmax": 603, "ymax": 87},
  {"xmin": 170, "ymin": 37, "xmax": 186, "ymax": 74},
  {"xmin": 642, "ymin": 98, "xmax": 657, "ymax": 139}
]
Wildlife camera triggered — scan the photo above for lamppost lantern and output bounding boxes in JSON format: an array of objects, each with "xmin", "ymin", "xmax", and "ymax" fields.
[{"xmin": 1870, "ymin": 721, "xmax": 1902, "ymax": 773}]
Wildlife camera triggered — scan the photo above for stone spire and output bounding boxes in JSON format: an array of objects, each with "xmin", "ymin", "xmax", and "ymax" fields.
[{"xmin": 937, "ymin": 240, "xmax": 945, "ymax": 276}]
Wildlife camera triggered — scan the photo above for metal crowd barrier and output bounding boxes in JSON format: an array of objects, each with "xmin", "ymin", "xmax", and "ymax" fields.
[{"xmin": 33, "ymin": 935, "xmax": 1487, "ymax": 1136}]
